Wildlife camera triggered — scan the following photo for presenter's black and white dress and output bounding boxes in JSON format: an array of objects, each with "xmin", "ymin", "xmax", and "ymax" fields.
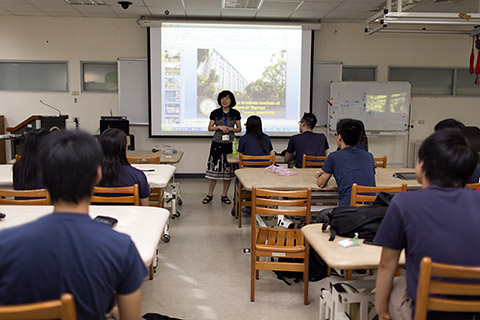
[{"xmin": 205, "ymin": 108, "xmax": 241, "ymax": 180}]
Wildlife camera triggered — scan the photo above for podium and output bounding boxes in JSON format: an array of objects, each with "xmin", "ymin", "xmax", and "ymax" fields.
[{"xmin": 6, "ymin": 115, "xmax": 68, "ymax": 158}]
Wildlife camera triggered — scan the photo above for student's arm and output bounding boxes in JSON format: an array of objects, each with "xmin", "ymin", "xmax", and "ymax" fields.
[
  {"xmin": 316, "ymin": 170, "xmax": 332, "ymax": 188},
  {"xmin": 284, "ymin": 152, "xmax": 294, "ymax": 163},
  {"xmin": 116, "ymin": 288, "xmax": 142, "ymax": 320},
  {"xmin": 140, "ymin": 197, "xmax": 149, "ymax": 206},
  {"xmin": 375, "ymin": 247, "xmax": 401, "ymax": 320}
]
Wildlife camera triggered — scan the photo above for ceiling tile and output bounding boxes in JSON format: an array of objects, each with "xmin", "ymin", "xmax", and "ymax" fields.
[
  {"xmin": 27, "ymin": 0, "xmax": 68, "ymax": 4},
  {"xmin": 261, "ymin": 1, "xmax": 301, "ymax": 11},
  {"xmin": 111, "ymin": 5, "xmax": 149, "ymax": 14},
  {"xmin": 184, "ymin": 0, "xmax": 221, "ymax": 8},
  {"xmin": 13, "ymin": 11, "xmax": 50, "ymax": 15},
  {"xmin": 49, "ymin": 11, "xmax": 84, "ymax": 16},
  {"xmin": 148, "ymin": 6, "xmax": 186, "ymax": 15},
  {"xmin": 0, "ymin": 3, "xmax": 40, "ymax": 11},
  {"xmin": 103, "ymin": 0, "xmax": 145, "ymax": 5},
  {"xmin": 34, "ymin": 4, "xmax": 79, "ymax": 12},
  {"xmin": 300, "ymin": 1, "xmax": 339, "ymax": 11},
  {"xmin": 143, "ymin": 0, "xmax": 184, "ymax": 9},
  {"xmin": 255, "ymin": 10, "xmax": 292, "ymax": 17},
  {"xmin": 221, "ymin": 9, "xmax": 257, "ymax": 17},
  {"xmin": 185, "ymin": 7, "xmax": 221, "ymax": 15},
  {"xmin": 291, "ymin": 9, "xmax": 330, "ymax": 19}
]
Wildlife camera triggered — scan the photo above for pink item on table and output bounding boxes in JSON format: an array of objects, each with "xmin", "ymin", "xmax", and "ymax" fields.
[{"xmin": 264, "ymin": 165, "xmax": 297, "ymax": 176}]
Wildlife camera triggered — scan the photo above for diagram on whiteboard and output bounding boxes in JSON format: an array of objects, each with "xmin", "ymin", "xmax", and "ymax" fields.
[{"xmin": 329, "ymin": 82, "xmax": 410, "ymax": 132}]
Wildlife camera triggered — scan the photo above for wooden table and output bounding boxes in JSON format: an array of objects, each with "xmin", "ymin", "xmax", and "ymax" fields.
[
  {"xmin": 235, "ymin": 167, "xmax": 421, "ymax": 191},
  {"xmin": 127, "ymin": 149, "xmax": 183, "ymax": 164},
  {"xmin": 0, "ymin": 205, "xmax": 169, "ymax": 268}
]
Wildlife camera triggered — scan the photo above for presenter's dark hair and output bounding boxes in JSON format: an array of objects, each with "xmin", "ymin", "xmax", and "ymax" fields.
[
  {"xmin": 418, "ymin": 129, "xmax": 476, "ymax": 187},
  {"xmin": 246, "ymin": 115, "xmax": 267, "ymax": 153},
  {"xmin": 39, "ymin": 130, "xmax": 102, "ymax": 203},
  {"xmin": 301, "ymin": 113, "xmax": 317, "ymax": 129},
  {"xmin": 217, "ymin": 90, "xmax": 236, "ymax": 108},
  {"xmin": 98, "ymin": 128, "xmax": 130, "ymax": 186},
  {"xmin": 337, "ymin": 119, "xmax": 362, "ymax": 146},
  {"xmin": 13, "ymin": 129, "xmax": 50, "ymax": 190},
  {"xmin": 434, "ymin": 118, "xmax": 466, "ymax": 134}
]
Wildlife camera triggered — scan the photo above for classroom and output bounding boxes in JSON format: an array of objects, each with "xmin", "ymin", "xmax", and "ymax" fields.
[{"xmin": 1, "ymin": 0, "xmax": 480, "ymax": 319}]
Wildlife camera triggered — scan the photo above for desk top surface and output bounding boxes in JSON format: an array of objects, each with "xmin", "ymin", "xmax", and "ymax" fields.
[
  {"xmin": 302, "ymin": 224, "xmax": 405, "ymax": 270},
  {"xmin": 127, "ymin": 150, "xmax": 183, "ymax": 164},
  {"xmin": 235, "ymin": 167, "xmax": 421, "ymax": 191},
  {"xmin": 0, "ymin": 164, "xmax": 176, "ymax": 188},
  {"xmin": 0, "ymin": 205, "xmax": 170, "ymax": 266}
]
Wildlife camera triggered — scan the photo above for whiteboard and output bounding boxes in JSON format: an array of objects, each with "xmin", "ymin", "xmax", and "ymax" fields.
[
  {"xmin": 311, "ymin": 63, "xmax": 342, "ymax": 127},
  {"xmin": 118, "ymin": 59, "xmax": 148, "ymax": 125},
  {"xmin": 328, "ymin": 81, "xmax": 410, "ymax": 132}
]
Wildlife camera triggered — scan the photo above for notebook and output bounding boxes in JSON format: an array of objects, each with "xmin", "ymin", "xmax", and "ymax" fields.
[{"xmin": 394, "ymin": 172, "xmax": 416, "ymax": 180}]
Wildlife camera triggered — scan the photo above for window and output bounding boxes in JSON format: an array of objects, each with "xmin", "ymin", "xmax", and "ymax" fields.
[
  {"xmin": 389, "ymin": 67, "xmax": 453, "ymax": 95},
  {"xmin": 82, "ymin": 62, "xmax": 118, "ymax": 92},
  {"xmin": 0, "ymin": 61, "xmax": 68, "ymax": 92},
  {"xmin": 342, "ymin": 66, "xmax": 376, "ymax": 81},
  {"xmin": 455, "ymin": 69, "xmax": 480, "ymax": 96}
]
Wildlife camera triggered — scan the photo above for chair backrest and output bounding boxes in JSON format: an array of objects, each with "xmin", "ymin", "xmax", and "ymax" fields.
[
  {"xmin": 466, "ymin": 182, "xmax": 480, "ymax": 189},
  {"xmin": 239, "ymin": 154, "xmax": 275, "ymax": 168},
  {"xmin": 374, "ymin": 155, "xmax": 387, "ymax": 168},
  {"xmin": 0, "ymin": 189, "xmax": 51, "ymax": 205},
  {"xmin": 302, "ymin": 154, "xmax": 327, "ymax": 168},
  {"xmin": 91, "ymin": 184, "xmax": 140, "ymax": 206},
  {"xmin": 251, "ymin": 186, "xmax": 312, "ymax": 221},
  {"xmin": 0, "ymin": 293, "xmax": 77, "ymax": 320},
  {"xmin": 414, "ymin": 257, "xmax": 480, "ymax": 320},
  {"xmin": 127, "ymin": 156, "xmax": 161, "ymax": 164},
  {"xmin": 350, "ymin": 183, "xmax": 407, "ymax": 206}
]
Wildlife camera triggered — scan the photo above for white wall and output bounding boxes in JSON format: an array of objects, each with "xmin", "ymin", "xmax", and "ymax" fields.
[{"xmin": 1, "ymin": 17, "xmax": 478, "ymax": 172}]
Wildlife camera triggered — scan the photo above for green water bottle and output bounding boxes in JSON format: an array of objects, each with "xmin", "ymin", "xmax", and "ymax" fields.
[{"xmin": 232, "ymin": 137, "xmax": 238, "ymax": 155}]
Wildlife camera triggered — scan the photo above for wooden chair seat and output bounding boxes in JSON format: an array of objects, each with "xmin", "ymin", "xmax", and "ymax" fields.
[
  {"xmin": 251, "ymin": 187, "xmax": 312, "ymax": 305},
  {"xmin": 0, "ymin": 293, "xmax": 77, "ymax": 320},
  {"xmin": 0, "ymin": 189, "xmax": 51, "ymax": 205}
]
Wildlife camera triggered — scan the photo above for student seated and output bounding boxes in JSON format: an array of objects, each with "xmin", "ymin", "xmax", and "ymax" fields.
[
  {"xmin": 13, "ymin": 128, "xmax": 49, "ymax": 190},
  {"xmin": 98, "ymin": 128, "xmax": 150, "ymax": 206},
  {"xmin": 434, "ymin": 118, "xmax": 480, "ymax": 183},
  {"xmin": 374, "ymin": 129, "xmax": 480, "ymax": 320},
  {"xmin": 316, "ymin": 118, "xmax": 375, "ymax": 206},
  {"xmin": 284, "ymin": 112, "xmax": 328, "ymax": 168},
  {"xmin": 238, "ymin": 115, "xmax": 273, "ymax": 156},
  {"xmin": 0, "ymin": 130, "xmax": 147, "ymax": 320}
]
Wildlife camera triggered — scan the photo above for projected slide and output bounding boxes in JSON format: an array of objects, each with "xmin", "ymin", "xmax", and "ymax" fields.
[{"xmin": 150, "ymin": 23, "xmax": 312, "ymax": 137}]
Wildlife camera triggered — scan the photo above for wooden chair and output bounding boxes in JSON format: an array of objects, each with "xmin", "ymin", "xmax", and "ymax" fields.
[
  {"xmin": 0, "ymin": 189, "xmax": 51, "ymax": 205},
  {"xmin": 374, "ymin": 155, "xmax": 387, "ymax": 168},
  {"xmin": 235, "ymin": 154, "xmax": 275, "ymax": 228},
  {"xmin": 302, "ymin": 154, "xmax": 327, "ymax": 168},
  {"xmin": 91, "ymin": 184, "xmax": 140, "ymax": 206},
  {"xmin": 0, "ymin": 293, "xmax": 77, "ymax": 320},
  {"xmin": 350, "ymin": 183, "xmax": 407, "ymax": 207},
  {"xmin": 466, "ymin": 182, "xmax": 480, "ymax": 189},
  {"xmin": 251, "ymin": 186, "xmax": 312, "ymax": 305},
  {"xmin": 414, "ymin": 257, "xmax": 480, "ymax": 320},
  {"xmin": 127, "ymin": 156, "xmax": 163, "ymax": 207}
]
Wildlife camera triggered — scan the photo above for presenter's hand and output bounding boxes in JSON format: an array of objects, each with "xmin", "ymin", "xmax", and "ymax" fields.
[{"xmin": 217, "ymin": 125, "xmax": 230, "ymax": 133}]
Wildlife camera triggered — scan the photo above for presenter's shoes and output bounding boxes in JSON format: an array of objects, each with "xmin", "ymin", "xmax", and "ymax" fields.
[
  {"xmin": 202, "ymin": 195, "xmax": 213, "ymax": 204},
  {"xmin": 221, "ymin": 195, "xmax": 231, "ymax": 204}
]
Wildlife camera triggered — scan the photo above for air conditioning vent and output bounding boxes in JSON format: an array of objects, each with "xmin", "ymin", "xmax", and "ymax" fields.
[
  {"xmin": 222, "ymin": 0, "xmax": 264, "ymax": 10},
  {"xmin": 64, "ymin": 0, "xmax": 106, "ymax": 5}
]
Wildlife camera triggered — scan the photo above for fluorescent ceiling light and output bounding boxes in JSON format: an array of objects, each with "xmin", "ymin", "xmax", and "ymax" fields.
[
  {"xmin": 64, "ymin": 0, "xmax": 106, "ymax": 5},
  {"xmin": 222, "ymin": 0, "xmax": 264, "ymax": 10}
]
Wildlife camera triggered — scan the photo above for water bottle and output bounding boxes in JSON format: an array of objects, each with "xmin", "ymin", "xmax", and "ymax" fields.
[{"xmin": 232, "ymin": 137, "xmax": 238, "ymax": 155}]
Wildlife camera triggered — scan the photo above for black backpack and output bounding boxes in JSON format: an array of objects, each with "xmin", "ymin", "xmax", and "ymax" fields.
[{"xmin": 321, "ymin": 192, "xmax": 394, "ymax": 242}]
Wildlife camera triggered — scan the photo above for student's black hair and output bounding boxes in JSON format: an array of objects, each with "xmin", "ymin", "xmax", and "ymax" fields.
[
  {"xmin": 13, "ymin": 129, "xmax": 50, "ymax": 190},
  {"xmin": 98, "ymin": 128, "xmax": 130, "ymax": 186},
  {"xmin": 358, "ymin": 120, "xmax": 368, "ymax": 150},
  {"xmin": 39, "ymin": 130, "xmax": 102, "ymax": 204},
  {"xmin": 418, "ymin": 129, "xmax": 477, "ymax": 187},
  {"xmin": 245, "ymin": 115, "xmax": 267, "ymax": 153},
  {"xmin": 336, "ymin": 118, "xmax": 362, "ymax": 146},
  {"xmin": 434, "ymin": 118, "xmax": 466, "ymax": 134},
  {"xmin": 301, "ymin": 112, "xmax": 317, "ymax": 129},
  {"xmin": 217, "ymin": 90, "xmax": 236, "ymax": 108}
]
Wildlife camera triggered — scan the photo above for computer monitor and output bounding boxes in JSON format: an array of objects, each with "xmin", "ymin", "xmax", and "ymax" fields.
[{"xmin": 99, "ymin": 116, "xmax": 129, "ymax": 136}]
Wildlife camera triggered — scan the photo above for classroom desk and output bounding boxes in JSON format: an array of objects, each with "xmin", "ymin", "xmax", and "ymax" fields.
[
  {"xmin": 127, "ymin": 150, "xmax": 183, "ymax": 164},
  {"xmin": 226, "ymin": 153, "xmax": 287, "ymax": 165},
  {"xmin": 0, "ymin": 164, "xmax": 176, "ymax": 189},
  {"xmin": 0, "ymin": 205, "xmax": 169, "ymax": 268},
  {"xmin": 234, "ymin": 167, "xmax": 421, "ymax": 191}
]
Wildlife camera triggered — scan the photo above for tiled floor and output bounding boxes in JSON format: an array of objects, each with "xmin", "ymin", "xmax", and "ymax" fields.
[{"xmin": 140, "ymin": 178, "xmax": 332, "ymax": 320}]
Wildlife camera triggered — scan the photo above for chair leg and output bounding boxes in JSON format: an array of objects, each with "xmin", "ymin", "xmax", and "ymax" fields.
[
  {"xmin": 149, "ymin": 262, "xmax": 154, "ymax": 280},
  {"xmin": 251, "ymin": 254, "xmax": 256, "ymax": 302},
  {"xmin": 238, "ymin": 203, "xmax": 242, "ymax": 228},
  {"xmin": 345, "ymin": 270, "xmax": 352, "ymax": 280},
  {"xmin": 256, "ymin": 257, "xmax": 260, "ymax": 280},
  {"xmin": 304, "ymin": 250, "xmax": 310, "ymax": 305}
]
